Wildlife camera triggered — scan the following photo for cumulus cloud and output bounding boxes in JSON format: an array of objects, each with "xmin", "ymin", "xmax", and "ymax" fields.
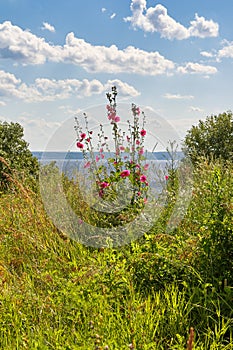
[
  {"xmin": 177, "ymin": 62, "xmax": 217, "ymax": 75},
  {"xmin": 218, "ymin": 41, "xmax": 233, "ymax": 59},
  {"xmin": 125, "ymin": 1, "xmax": 219, "ymax": 40},
  {"xmin": 0, "ymin": 70, "xmax": 140, "ymax": 102},
  {"xmin": 0, "ymin": 21, "xmax": 218, "ymax": 77},
  {"xmin": 0, "ymin": 21, "xmax": 62, "ymax": 64},
  {"xmin": 41, "ymin": 22, "xmax": 55, "ymax": 33},
  {"xmin": 0, "ymin": 21, "xmax": 174, "ymax": 75},
  {"xmin": 163, "ymin": 93, "xmax": 194, "ymax": 100},
  {"xmin": 101, "ymin": 7, "xmax": 106, "ymax": 13}
]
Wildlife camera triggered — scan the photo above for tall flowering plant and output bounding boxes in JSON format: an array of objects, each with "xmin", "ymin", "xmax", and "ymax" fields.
[{"xmin": 74, "ymin": 86, "xmax": 149, "ymax": 209}]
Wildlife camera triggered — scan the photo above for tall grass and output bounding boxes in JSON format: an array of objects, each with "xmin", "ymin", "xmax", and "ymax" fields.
[{"xmin": 0, "ymin": 158, "xmax": 232, "ymax": 349}]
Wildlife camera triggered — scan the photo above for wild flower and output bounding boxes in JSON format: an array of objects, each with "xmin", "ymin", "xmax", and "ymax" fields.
[{"xmin": 74, "ymin": 86, "xmax": 150, "ymax": 207}]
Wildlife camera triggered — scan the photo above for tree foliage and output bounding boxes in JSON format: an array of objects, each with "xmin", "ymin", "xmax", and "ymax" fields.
[
  {"xmin": 183, "ymin": 111, "xmax": 233, "ymax": 163},
  {"xmin": 0, "ymin": 121, "xmax": 39, "ymax": 188}
]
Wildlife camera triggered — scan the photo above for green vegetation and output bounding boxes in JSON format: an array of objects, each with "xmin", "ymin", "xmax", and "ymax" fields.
[
  {"xmin": 0, "ymin": 155, "xmax": 232, "ymax": 349},
  {"xmin": 0, "ymin": 121, "xmax": 39, "ymax": 189},
  {"xmin": 183, "ymin": 111, "xmax": 233, "ymax": 163}
]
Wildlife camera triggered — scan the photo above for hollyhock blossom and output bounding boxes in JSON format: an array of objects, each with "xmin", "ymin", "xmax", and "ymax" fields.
[
  {"xmin": 100, "ymin": 181, "xmax": 110, "ymax": 188},
  {"xmin": 96, "ymin": 155, "xmax": 100, "ymax": 162},
  {"xmin": 114, "ymin": 116, "xmax": 120, "ymax": 123},
  {"xmin": 144, "ymin": 164, "xmax": 149, "ymax": 170},
  {"xmin": 136, "ymin": 140, "xmax": 140, "ymax": 145},
  {"xmin": 84, "ymin": 161, "xmax": 91, "ymax": 168},
  {"xmin": 140, "ymin": 129, "xmax": 146, "ymax": 137},
  {"xmin": 165, "ymin": 175, "xmax": 169, "ymax": 180},
  {"xmin": 80, "ymin": 133, "xmax": 86, "ymax": 139},
  {"xmin": 76, "ymin": 142, "xmax": 84, "ymax": 149},
  {"xmin": 138, "ymin": 147, "xmax": 144, "ymax": 155},
  {"xmin": 120, "ymin": 170, "xmax": 130, "ymax": 178},
  {"xmin": 140, "ymin": 175, "xmax": 147, "ymax": 183},
  {"xmin": 120, "ymin": 146, "xmax": 125, "ymax": 151}
]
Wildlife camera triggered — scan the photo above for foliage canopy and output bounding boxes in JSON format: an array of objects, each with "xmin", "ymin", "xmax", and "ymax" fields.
[
  {"xmin": 183, "ymin": 111, "xmax": 233, "ymax": 163},
  {"xmin": 0, "ymin": 121, "xmax": 38, "ymax": 188}
]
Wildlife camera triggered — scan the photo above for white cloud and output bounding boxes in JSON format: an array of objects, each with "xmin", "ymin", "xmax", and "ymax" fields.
[
  {"xmin": 0, "ymin": 70, "xmax": 140, "ymax": 102},
  {"xmin": 200, "ymin": 51, "xmax": 214, "ymax": 58},
  {"xmin": 0, "ymin": 21, "xmax": 218, "ymax": 78},
  {"xmin": 0, "ymin": 21, "xmax": 174, "ymax": 75},
  {"xmin": 177, "ymin": 62, "xmax": 217, "ymax": 75},
  {"xmin": 125, "ymin": 1, "xmax": 219, "ymax": 40},
  {"xmin": 218, "ymin": 41, "xmax": 233, "ymax": 59},
  {"xmin": 41, "ymin": 22, "xmax": 55, "ymax": 33},
  {"xmin": 188, "ymin": 14, "xmax": 219, "ymax": 38},
  {"xmin": 101, "ymin": 7, "xmax": 106, "ymax": 13},
  {"xmin": 110, "ymin": 13, "xmax": 116, "ymax": 20},
  {"xmin": 163, "ymin": 93, "xmax": 194, "ymax": 100},
  {"xmin": 0, "ymin": 101, "xmax": 6, "ymax": 106},
  {"xmin": 190, "ymin": 106, "xmax": 204, "ymax": 112}
]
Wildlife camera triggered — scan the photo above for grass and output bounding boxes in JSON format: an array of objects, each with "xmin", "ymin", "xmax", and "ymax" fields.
[{"xmin": 0, "ymin": 158, "xmax": 233, "ymax": 349}]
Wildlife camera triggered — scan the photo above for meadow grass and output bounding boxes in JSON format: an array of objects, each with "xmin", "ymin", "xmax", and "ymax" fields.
[{"xmin": 0, "ymin": 159, "xmax": 232, "ymax": 349}]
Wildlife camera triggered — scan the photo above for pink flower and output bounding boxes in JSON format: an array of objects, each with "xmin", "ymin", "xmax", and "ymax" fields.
[
  {"xmin": 126, "ymin": 136, "xmax": 130, "ymax": 142},
  {"xmin": 99, "ymin": 148, "xmax": 104, "ymax": 153},
  {"xmin": 76, "ymin": 142, "xmax": 84, "ymax": 149},
  {"xmin": 86, "ymin": 138, "xmax": 91, "ymax": 142},
  {"xmin": 140, "ymin": 175, "xmax": 147, "ymax": 183},
  {"xmin": 120, "ymin": 146, "xmax": 125, "ymax": 151},
  {"xmin": 120, "ymin": 170, "xmax": 130, "ymax": 178},
  {"xmin": 100, "ymin": 181, "xmax": 110, "ymax": 188},
  {"xmin": 84, "ymin": 161, "xmax": 91, "ymax": 168},
  {"xmin": 140, "ymin": 129, "xmax": 146, "ymax": 137},
  {"xmin": 138, "ymin": 147, "xmax": 144, "ymax": 155},
  {"xmin": 135, "ymin": 164, "xmax": 140, "ymax": 169},
  {"xmin": 80, "ymin": 133, "xmax": 86, "ymax": 139},
  {"xmin": 136, "ymin": 107, "xmax": 140, "ymax": 115},
  {"xmin": 136, "ymin": 140, "xmax": 140, "ymax": 145},
  {"xmin": 165, "ymin": 175, "xmax": 169, "ymax": 181},
  {"xmin": 101, "ymin": 153, "xmax": 104, "ymax": 159},
  {"xmin": 144, "ymin": 198, "xmax": 148, "ymax": 204},
  {"xmin": 144, "ymin": 163, "xmax": 149, "ymax": 170},
  {"xmin": 96, "ymin": 156, "xmax": 100, "ymax": 162},
  {"xmin": 137, "ymin": 191, "xmax": 141, "ymax": 196},
  {"xmin": 114, "ymin": 116, "xmax": 120, "ymax": 123}
]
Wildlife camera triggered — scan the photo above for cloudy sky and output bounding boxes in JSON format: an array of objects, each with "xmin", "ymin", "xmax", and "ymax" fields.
[{"xmin": 0, "ymin": 0, "xmax": 233, "ymax": 150}]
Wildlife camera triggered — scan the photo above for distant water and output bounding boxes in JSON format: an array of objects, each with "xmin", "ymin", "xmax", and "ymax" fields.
[{"xmin": 33, "ymin": 151, "xmax": 183, "ymax": 161}]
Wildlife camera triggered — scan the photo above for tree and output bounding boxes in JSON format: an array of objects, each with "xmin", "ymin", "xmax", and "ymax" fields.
[
  {"xmin": 183, "ymin": 111, "xmax": 233, "ymax": 163},
  {"xmin": 0, "ymin": 121, "xmax": 39, "ymax": 188}
]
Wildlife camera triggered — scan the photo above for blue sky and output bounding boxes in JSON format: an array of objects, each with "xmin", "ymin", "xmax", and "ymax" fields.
[{"xmin": 0, "ymin": 0, "xmax": 233, "ymax": 150}]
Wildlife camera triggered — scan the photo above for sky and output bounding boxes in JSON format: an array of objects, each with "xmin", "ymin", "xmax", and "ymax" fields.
[{"xmin": 0, "ymin": 0, "xmax": 233, "ymax": 150}]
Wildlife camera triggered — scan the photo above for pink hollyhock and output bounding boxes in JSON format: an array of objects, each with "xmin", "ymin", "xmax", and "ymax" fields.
[
  {"xmin": 99, "ymin": 148, "xmax": 104, "ymax": 153},
  {"xmin": 126, "ymin": 136, "xmax": 130, "ymax": 142},
  {"xmin": 137, "ymin": 191, "xmax": 141, "ymax": 196},
  {"xmin": 100, "ymin": 181, "xmax": 110, "ymax": 188},
  {"xmin": 140, "ymin": 175, "xmax": 147, "ymax": 183},
  {"xmin": 138, "ymin": 147, "xmax": 144, "ymax": 155},
  {"xmin": 136, "ymin": 107, "xmax": 140, "ymax": 115},
  {"xmin": 101, "ymin": 153, "xmax": 104, "ymax": 159},
  {"xmin": 140, "ymin": 129, "xmax": 146, "ymax": 137},
  {"xmin": 86, "ymin": 138, "xmax": 91, "ymax": 142},
  {"xmin": 144, "ymin": 198, "xmax": 148, "ymax": 204},
  {"xmin": 80, "ymin": 133, "xmax": 86, "ymax": 139},
  {"xmin": 165, "ymin": 175, "xmax": 169, "ymax": 181},
  {"xmin": 120, "ymin": 170, "xmax": 130, "ymax": 178},
  {"xmin": 144, "ymin": 163, "xmax": 149, "ymax": 170},
  {"xmin": 96, "ymin": 155, "xmax": 100, "ymax": 162},
  {"xmin": 114, "ymin": 116, "xmax": 120, "ymax": 123},
  {"xmin": 84, "ymin": 161, "xmax": 91, "ymax": 168},
  {"xmin": 76, "ymin": 142, "xmax": 84, "ymax": 149},
  {"xmin": 120, "ymin": 146, "xmax": 125, "ymax": 151},
  {"xmin": 136, "ymin": 140, "xmax": 140, "ymax": 145}
]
